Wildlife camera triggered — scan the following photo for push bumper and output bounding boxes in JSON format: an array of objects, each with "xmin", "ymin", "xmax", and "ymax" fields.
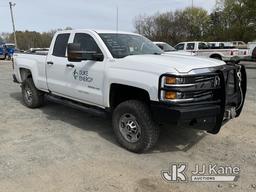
[
  {"xmin": 152, "ymin": 63, "xmax": 247, "ymax": 134},
  {"xmin": 151, "ymin": 102, "xmax": 220, "ymax": 132}
]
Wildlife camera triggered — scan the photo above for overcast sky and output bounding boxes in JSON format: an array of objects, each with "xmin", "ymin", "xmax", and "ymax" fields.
[{"xmin": 0, "ymin": 0, "xmax": 217, "ymax": 33}]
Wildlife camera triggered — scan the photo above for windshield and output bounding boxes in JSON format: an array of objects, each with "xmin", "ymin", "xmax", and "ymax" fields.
[
  {"xmin": 99, "ymin": 33, "xmax": 163, "ymax": 58},
  {"xmin": 157, "ymin": 43, "xmax": 176, "ymax": 52},
  {"xmin": 6, "ymin": 45, "xmax": 15, "ymax": 49}
]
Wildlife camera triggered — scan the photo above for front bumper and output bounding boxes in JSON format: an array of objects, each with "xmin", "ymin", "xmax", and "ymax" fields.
[
  {"xmin": 152, "ymin": 63, "xmax": 247, "ymax": 134},
  {"xmin": 151, "ymin": 102, "xmax": 220, "ymax": 131}
]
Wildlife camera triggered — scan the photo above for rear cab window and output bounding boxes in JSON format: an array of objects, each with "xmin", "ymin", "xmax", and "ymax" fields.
[{"xmin": 52, "ymin": 33, "xmax": 70, "ymax": 57}]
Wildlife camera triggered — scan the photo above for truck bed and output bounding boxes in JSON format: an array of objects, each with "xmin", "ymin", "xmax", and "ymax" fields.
[{"xmin": 13, "ymin": 52, "xmax": 48, "ymax": 91}]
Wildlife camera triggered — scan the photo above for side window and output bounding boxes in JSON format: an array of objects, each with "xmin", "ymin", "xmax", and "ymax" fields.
[
  {"xmin": 52, "ymin": 33, "xmax": 70, "ymax": 57},
  {"xmin": 186, "ymin": 43, "xmax": 195, "ymax": 50},
  {"xmin": 157, "ymin": 44, "xmax": 164, "ymax": 50},
  {"xmin": 199, "ymin": 43, "xmax": 207, "ymax": 49},
  {"xmin": 175, "ymin": 44, "xmax": 184, "ymax": 51},
  {"xmin": 73, "ymin": 33, "xmax": 102, "ymax": 54}
]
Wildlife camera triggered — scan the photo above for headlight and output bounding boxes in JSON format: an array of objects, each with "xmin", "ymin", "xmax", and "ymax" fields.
[{"xmin": 164, "ymin": 76, "xmax": 185, "ymax": 85}]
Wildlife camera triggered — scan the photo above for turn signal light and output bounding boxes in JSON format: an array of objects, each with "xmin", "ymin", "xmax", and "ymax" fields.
[
  {"xmin": 165, "ymin": 91, "xmax": 176, "ymax": 99},
  {"xmin": 165, "ymin": 76, "xmax": 176, "ymax": 84}
]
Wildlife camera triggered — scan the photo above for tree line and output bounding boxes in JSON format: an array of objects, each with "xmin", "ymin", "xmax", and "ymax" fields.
[
  {"xmin": 0, "ymin": 27, "xmax": 72, "ymax": 50},
  {"xmin": 134, "ymin": 0, "xmax": 256, "ymax": 46},
  {"xmin": 1, "ymin": 0, "xmax": 256, "ymax": 49}
]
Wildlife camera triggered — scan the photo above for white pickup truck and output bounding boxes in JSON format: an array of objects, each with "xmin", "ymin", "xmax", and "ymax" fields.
[
  {"xmin": 175, "ymin": 41, "xmax": 240, "ymax": 62},
  {"xmin": 153, "ymin": 42, "xmax": 195, "ymax": 56},
  {"xmin": 12, "ymin": 30, "xmax": 247, "ymax": 153}
]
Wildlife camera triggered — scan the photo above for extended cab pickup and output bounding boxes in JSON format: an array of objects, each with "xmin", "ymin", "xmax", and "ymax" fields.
[
  {"xmin": 153, "ymin": 41, "xmax": 195, "ymax": 56},
  {"xmin": 13, "ymin": 30, "xmax": 247, "ymax": 153},
  {"xmin": 175, "ymin": 41, "xmax": 240, "ymax": 63}
]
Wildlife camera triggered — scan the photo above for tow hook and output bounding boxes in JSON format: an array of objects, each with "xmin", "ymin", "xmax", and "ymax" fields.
[{"xmin": 224, "ymin": 107, "xmax": 237, "ymax": 121}]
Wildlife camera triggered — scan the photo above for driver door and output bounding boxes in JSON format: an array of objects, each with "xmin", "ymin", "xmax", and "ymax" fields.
[{"xmin": 66, "ymin": 33, "xmax": 106, "ymax": 106}]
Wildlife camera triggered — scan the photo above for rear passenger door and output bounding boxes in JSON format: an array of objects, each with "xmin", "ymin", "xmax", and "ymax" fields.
[{"xmin": 46, "ymin": 33, "xmax": 73, "ymax": 97}]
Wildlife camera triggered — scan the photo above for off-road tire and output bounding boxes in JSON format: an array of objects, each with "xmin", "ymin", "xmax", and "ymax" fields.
[
  {"xmin": 22, "ymin": 78, "xmax": 44, "ymax": 108},
  {"xmin": 112, "ymin": 100, "xmax": 159, "ymax": 153}
]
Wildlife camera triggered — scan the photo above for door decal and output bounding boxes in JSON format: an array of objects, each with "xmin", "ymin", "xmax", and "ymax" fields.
[{"xmin": 73, "ymin": 69, "xmax": 93, "ymax": 83}]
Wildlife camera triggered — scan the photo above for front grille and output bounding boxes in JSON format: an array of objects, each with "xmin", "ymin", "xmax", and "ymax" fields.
[
  {"xmin": 183, "ymin": 75, "xmax": 220, "ymax": 102},
  {"xmin": 188, "ymin": 90, "xmax": 213, "ymax": 99}
]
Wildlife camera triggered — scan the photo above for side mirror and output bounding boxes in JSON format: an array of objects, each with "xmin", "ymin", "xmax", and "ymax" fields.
[{"xmin": 67, "ymin": 43, "xmax": 104, "ymax": 62}]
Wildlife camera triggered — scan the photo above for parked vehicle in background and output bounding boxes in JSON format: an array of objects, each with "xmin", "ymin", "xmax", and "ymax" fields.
[
  {"xmin": 208, "ymin": 42, "xmax": 233, "ymax": 48},
  {"xmin": 4, "ymin": 43, "xmax": 16, "ymax": 60},
  {"xmin": 153, "ymin": 42, "xmax": 195, "ymax": 56},
  {"xmin": 231, "ymin": 41, "xmax": 247, "ymax": 49},
  {"xmin": 209, "ymin": 41, "xmax": 250, "ymax": 61},
  {"xmin": 13, "ymin": 29, "xmax": 247, "ymax": 153},
  {"xmin": 175, "ymin": 41, "xmax": 240, "ymax": 63},
  {"xmin": 247, "ymin": 42, "xmax": 256, "ymax": 60},
  {"xmin": 0, "ymin": 44, "xmax": 6, "ymax": 60},
  {"xmin": 26, "ymin": 48, "xmax": 49, "ymax": 55},
  {"xmin": 237, "ymin": 48, "xmax": 251, "ymax": 61}
]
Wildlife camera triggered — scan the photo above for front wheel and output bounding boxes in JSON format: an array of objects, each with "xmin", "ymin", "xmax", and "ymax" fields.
[
  {"xmin": 22, "ymin": 78, "xmax": 44, "ymax": 108},
  {"xmin": 112, "ymin": 100, "xmax": 159, "ymax": 153}
]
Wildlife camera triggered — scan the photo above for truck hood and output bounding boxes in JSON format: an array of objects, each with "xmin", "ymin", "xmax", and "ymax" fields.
[{"xmin": 114, "ymin": 54, "xmax": 226, "ymax": 74}]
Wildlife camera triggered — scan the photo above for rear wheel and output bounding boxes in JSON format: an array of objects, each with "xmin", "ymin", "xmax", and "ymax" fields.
[
  {"xmin": 22, "ymin": 78, "xmax": 44, "ymax": 108},
  {"xmin": 112, "ymin": 100, "xmax": 159, "ymax": 153}
]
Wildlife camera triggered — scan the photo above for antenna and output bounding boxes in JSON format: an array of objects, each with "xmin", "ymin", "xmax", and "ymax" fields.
[{"xmin": 116, "ymin": 6, "xmax": 119, "ymax": 32}]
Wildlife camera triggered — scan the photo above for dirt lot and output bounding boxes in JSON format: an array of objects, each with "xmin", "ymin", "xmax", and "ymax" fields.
[{"xmin": 0, "ymin": 60, "xmax": 255, "ymax": 192}]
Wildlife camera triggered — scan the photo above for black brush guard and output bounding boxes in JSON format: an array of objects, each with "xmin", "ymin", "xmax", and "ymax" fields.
[{"xmin": 151, "ymin": 63, "xmax": 247, "ymax": 134}]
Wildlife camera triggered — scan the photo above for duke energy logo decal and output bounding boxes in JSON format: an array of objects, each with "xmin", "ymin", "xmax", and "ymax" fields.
[
  {"xmin": 73, "ymin": 69, "xmax": 79, "ymax": 80},
  {"xmin": 73, "ymin": 69, "xmax": 93, "ymax": 83}
]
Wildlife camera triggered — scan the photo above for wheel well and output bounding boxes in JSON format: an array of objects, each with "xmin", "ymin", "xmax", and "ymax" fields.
[
  {"xmin": 210, "ymin": 54, "xmax": 222, "ymax": 60},
  {"xmin": 20, "ymin": 68, "xmax": 32, "ymax": 82},
  {"xmin": 110, "ymin": 84, "xmax": 150, "ymax": 109}
]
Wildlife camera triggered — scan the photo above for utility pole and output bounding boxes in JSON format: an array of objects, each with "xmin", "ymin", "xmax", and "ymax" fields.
[
  {"xmin": 116, "ymin": 6, "xmax": 119, "ymax": 32},
  {"xmin": 192, "ymin": 0, "xmax": 194, "ymax": 8},
  {"xmin": 9, "ymin": 2, "xmax": 17, "ymax": 48}
]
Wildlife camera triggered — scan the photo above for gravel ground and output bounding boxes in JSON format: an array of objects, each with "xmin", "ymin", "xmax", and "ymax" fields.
[{"xmin": 0, "ymin": 60, "xmax": 255, "ymax": 192}]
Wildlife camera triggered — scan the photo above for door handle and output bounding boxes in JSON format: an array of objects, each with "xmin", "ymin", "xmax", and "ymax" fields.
[
  {"xmin": 47, "ymin": 61, "xmax": 54, "ymax": 65},
  {"xmin": 66, "ymin": 64, "xmax": 75, "ymax": 68}
]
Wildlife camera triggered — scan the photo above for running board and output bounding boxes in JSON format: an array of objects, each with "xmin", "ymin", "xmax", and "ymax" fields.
[{"xmin": 46, "ymin": 94, "xmax": 108, "ymax": 118}]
